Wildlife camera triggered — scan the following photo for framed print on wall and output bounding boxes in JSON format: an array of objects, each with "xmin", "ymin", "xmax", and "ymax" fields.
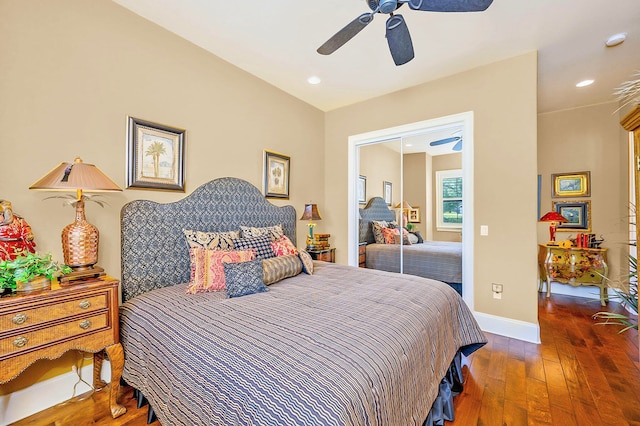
[
  {"xmin": 263, "ymin": 150, "xmax": 290, "ymax": 199},
  {"xmin": 383, "ymin": 181, "xmax": 392, "ymax": 206},
  {"xmin": 408, "ymin": 207, "xmax": 420, "ymax": 223},
  {"xmin": 126, "ymin": 116, "xmax": 185, "ymax": 192},
  {"xmin": 551, "ymin": 171, "xmax": 590, "ymax": 198},
  {"xmin": 553, "ymin": 200, "xmax": 591, "ymax": 232},
  {"xmin": 358, "ymin": 175, "xmax": 367, "ymax": 204}
]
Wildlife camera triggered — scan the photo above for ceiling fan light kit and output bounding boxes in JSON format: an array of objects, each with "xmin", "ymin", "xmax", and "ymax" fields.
[{"xmin": 317, "ymin": 0, "xmax": 494, "ymax": 66}]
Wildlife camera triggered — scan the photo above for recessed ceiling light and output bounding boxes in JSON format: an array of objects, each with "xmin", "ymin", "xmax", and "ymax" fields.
[
  {"xmin": 605, "ymin": 32, "xmax": 627, "ymax": 47},
  {"xmin": 307, "ymin": 76, "xmax": 321, "ymax": 85},
  {"xmin": 405, "ymin": 143, "xmax": 413, "ymax": 147},
  {"xmin": 576, "ymin": 79, "xmax": 594, "ymax": 88}
]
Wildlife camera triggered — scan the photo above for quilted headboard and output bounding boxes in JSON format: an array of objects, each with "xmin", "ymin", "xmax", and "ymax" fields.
[
  {"xmin": 120, "ymin": 177, "xmax": 296, "ymax": 302},
  {"xmin": 359, "ymin": 197, "xmax": 396, "ymax": 244}
]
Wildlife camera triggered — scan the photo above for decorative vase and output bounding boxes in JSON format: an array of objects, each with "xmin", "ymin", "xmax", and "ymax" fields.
[{"xmin": 16, "ymin": 276, "xmax": 51, "ymax": 293}]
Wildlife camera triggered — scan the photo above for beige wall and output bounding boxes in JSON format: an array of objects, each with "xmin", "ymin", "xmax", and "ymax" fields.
[
  {"xmin": 359, "ymin": 143, "xmax": 402, "ymax": 208},
  {"xmin": 537, "ymin": 102, "xmax": 630, "ymax": 285},
  {"xmin": 431, "ymin": 153, "xmax": 463, "ymax": 242},
  {"xmin": 403, "ymin": 153, "xmax": 428, "ymax": 235},
  {"xmin": 0, "ymin": 0, "xmax": 324, "ymax": 406},
  {"xmin": 325, "ymin": 52, "xmax": 539, "ymax": 325}
]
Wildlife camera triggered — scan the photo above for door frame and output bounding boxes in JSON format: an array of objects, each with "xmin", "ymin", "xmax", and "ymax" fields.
[{"xmin": 347, "ymin": 111, "xmax": 475, "ymax": 310}]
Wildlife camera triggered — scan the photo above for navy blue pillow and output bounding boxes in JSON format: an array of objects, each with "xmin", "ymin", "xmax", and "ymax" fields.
[
  {"xmin": 224, "ymin": 259, "xmax": 268, "ymax": 298},
  {"xmin": 231, "ymin": 235, "xmax": 276, "ymax": 260}
]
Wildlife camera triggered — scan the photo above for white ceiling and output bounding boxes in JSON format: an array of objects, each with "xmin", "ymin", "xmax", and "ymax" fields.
[{"xmin": 112, "ymin": 0, "xmax": 640, "ymax": 115}]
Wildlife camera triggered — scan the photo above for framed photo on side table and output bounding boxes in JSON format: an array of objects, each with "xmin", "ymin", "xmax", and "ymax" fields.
[
  {"xmin": 553, "ymin": 200, "xmax": 591, "ymax": 232},
  {"xmin": 551, "ymin": 171, "xmax": 590, "ymax": 198},
  {"xmin": 126, "ymin": 117, "xmax": 185, "ymax": 192},
  {"xmin": 408, "ymin": 207, "xmax": 420, "ymax": 223},
  {"xmin": 263, "ymin": 150, "xmax": 290, "ymax": 199}
]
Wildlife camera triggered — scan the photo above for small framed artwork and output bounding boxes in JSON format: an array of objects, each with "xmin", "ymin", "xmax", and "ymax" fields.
[
  {"xmin": 408, "ymin": 207, "xmax": 420, "ymax": 223},
  {"xmin": 551, "ymin": 171, "xmax": 590, "ymax": 198},
  {"xmin": 358, "ymin": 175, "xmax": 367, "ymax": 204},
  {"xmin": 553, "ymin": 200, "xmax": 591, "ymax": 232},
  {"xmin": 126, "ymin": 117, "xmax": 186, "ymax": 192},
  {"xmin": 383, "ymin": 181, "xmax": 392, "ymax": 206},
  {"xmin": 263, "ymin": 150, "xmax": 290, "ymax": 199}
]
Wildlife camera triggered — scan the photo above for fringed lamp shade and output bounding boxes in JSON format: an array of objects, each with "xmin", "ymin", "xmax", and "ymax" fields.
[
  {"xmin": 300, "ymin": 204, "xmax": 322, "ymax": 248},
  {"xmin": 539, "ymin": 211, "xmax": 568, "ymax": 244},
  {"xmin": 30, "ymin": 157, "xmax": 121, "ymax": 271}
]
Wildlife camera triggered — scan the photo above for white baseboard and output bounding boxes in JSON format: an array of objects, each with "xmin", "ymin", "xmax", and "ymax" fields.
[
  {"xmin": 0, "ymin": 360, "xmax": 111, "ymax": 425},
  {"xmin": 544, "ymin": 281, "xmax": 614, "ymax": 300},
  {"xmin": 474, "ymin": 311, "xmax": 541, "ymax": 344}
]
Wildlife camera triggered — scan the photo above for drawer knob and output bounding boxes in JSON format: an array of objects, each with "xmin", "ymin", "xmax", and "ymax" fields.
[
  {"xmin": 79, "ymin": 300, "xmax": 91, "ymax": 309},
  {"xmin": 12, "ymin": 313, "xmax": 28, "ymax": 325},
  {"xmin": 79, "ymin": 320, "xmax": 92, "ymax": 330},
  {"xmin": 13, "ymin": 336, "xmax": 28, "ymax": 348}
]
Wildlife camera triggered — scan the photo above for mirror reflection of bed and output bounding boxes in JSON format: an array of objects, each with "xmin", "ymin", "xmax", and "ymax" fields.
[{"xmin": 359, "ymin": 197, "xmax": 463, "ymax": 295}]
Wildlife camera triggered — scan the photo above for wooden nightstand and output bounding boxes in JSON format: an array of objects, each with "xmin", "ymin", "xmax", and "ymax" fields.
[
  {"xmin": 358, "ymin": 242, "xmax": 367, "ymax": 268},
  {"xmin": 308, "ymin": 248, "xmax": 336, "ymax": 263},
  {"xmin": 0, "ymin": 276, "xmax": 126, "ymax": 418}
]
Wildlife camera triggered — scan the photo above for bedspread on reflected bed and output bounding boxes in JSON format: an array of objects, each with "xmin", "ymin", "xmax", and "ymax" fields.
[
  {"xmin": 120, "ymin": 261, "xmax": 485, "ymax": 426},
  {"xmin": 365, "ymin": 241, "xmax": 463, "ymax": 284}
]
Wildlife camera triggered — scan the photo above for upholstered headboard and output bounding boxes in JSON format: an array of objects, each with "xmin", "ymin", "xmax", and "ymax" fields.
[
  {"xmin": 120, "ymin": 177, "xmax": 296, "ymax": 302},
  {"xmin": 359, "ymin": 197, "xmax": 396, "ymax": 244}
]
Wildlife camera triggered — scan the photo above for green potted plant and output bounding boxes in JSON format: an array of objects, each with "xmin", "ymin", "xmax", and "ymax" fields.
[
  {"xmin": 593, "ymin": 253, "xmax": 638, "ymax": 333},
  {"xmin": 0, "ymin": 250, "xmax": 72, "ymax": 293}
]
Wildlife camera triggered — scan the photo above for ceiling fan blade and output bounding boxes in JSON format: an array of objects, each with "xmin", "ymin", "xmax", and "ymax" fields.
[
  {"xmin": 406, "ymin": 0, "xmax": 493, "ymax": 12},
  {"xmin": 317, "ymin": 13, "xmax": 374, "ymax": 55},
  {"xmin": 386, "ymin": 14, "xmax": 414, "ymax": 66},
  {"xmin": 452, "ymin": 139, "xmax": 463, "ymax": 151},
  {"xmin": 429, "ymin": 136, "xmax": 461, "ymax": 146}
]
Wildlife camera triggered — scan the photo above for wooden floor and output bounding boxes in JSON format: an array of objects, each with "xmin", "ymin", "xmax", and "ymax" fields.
[{"xmin": 11, "ymin": 293, "xmax": 639, "ymax": 425}]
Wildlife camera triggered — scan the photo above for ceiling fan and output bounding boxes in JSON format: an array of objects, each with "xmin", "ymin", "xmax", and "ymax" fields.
[
  {"xmin": 430, "ymin": 135, "xmax": 462, "ymax": 151},
  {"xmin": 317, "ymin": 0, "xmax": 494, "ymax": 66}
]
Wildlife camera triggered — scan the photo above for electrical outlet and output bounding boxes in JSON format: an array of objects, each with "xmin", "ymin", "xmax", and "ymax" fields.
[
  {"xmin": 492, "ymin": 283, "xmax": 503, "ymax": 293},
  {"xmin": 493, "ymin": 291, "xmax": 502, "ymax": 299}
]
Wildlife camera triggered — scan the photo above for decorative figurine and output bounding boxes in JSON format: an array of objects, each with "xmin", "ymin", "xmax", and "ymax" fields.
[{"xmin": 0, "ymin": 200, "xmax": 36, "ymax": 260}]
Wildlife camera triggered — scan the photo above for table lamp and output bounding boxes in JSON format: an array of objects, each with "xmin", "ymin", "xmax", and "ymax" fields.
[
  {"xmin": 394, "ymin": 200, "xmax": 412, "ymax": 227},
  {"xmin": 300, "ymin": 204, "xmax": 322, "ymax": 249},
  {"xmin": 29, "ymin": 157, "xmax": 122, "ymax": 281},
  {"xmin": 539, "ymin": 211, "xmax": 567, "ymax": 245}
]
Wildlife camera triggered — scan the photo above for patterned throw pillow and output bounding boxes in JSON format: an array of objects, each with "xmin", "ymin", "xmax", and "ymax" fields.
[
  {"xmin": 298, "ymin": 250, "xmax": 314, "ymax": 275},
  {"xmin": 182, "ymin": 229, "xmax": 240, "ymax": 250},
  {"xmin": 240, "ymin": 224, "xmax": 284, "ymax": 241},
  {"xmin": 381, "ymin": 227, "xmax": 399, "ymax": 244},
  {"xmin": 231, "ymin": 235, "xmax": 276, "ymax": 260},
  {"xmin": 186, "ymin": 249, "xmax": 256, "ymax": 294},
  {"xmin": 262, "ymin": 254, "xmax": 303, "ymax": 285},
  {"xmin": 394, "ymin": 228, "xmax": 413, "ymax": 245},
  {"xmin": 271, "ymin": 235, "xmax": 299, "ymax": 257},
  {"xmin": 224, "ymin": 258, "xmax": 268, "ymax": 298},
  {"xmin": 371, "ymin": 220, "xmax": 398, "ymax": 244}
]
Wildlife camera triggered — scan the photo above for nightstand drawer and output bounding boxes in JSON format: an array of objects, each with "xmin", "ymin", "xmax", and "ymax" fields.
[
  {"xmin": 0, "ymin": 293, "xmax": 107, "ymax": 332},
  {"xmin": 0, "ymin": 312, "xmax": 108, "ymax": 357}
]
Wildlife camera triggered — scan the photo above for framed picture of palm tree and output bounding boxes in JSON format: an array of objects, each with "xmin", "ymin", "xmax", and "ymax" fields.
[{"xmin": 126, "ymin": 116, "xmax": 185, "ymax": 191}]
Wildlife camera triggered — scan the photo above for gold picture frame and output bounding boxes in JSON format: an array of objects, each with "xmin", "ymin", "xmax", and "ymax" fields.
[
  {"xmin": 551, "ymin": 171, "xmax": 590, "ymax": 198},
  {"xmin": 553, "ymin": 200, "xmax": 591, "ymax": 232},
  {"xmin": 408, "ymin": 207, "xmax": 420, "ymax": 223},
  {"xmin": 126, "ymin": 117, "xmax": 185, "ymax": 192},
  {"xmin": 263, "ymin": 150, "xmax": 290, "ymax": 199}
]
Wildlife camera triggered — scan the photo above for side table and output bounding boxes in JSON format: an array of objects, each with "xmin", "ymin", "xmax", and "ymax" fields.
[
  {"xmin": 0, "ymin": 276, "xmax": 126, "ymax": 418},
  {"xmin": 307, "ymin": 247, "xmax": 336, "ymax": 263}
]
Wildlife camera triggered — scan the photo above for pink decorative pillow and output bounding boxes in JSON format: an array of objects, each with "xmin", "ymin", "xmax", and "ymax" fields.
[
  {"xmin": 271, "ymin": 235, "xmax": 299, "ymax": 257},
  {"xmin": 186, "ymin": 248, "xmax": 256, "ymax": 294},
  {"xmin": 381, "ymin": 227, "xmax": 400, "ymax": 244}
]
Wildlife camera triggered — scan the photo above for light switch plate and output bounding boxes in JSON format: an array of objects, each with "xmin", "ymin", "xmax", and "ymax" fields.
[{"xmin": 480, "ymin": 225, "xmax": 489, "ymax": 236}]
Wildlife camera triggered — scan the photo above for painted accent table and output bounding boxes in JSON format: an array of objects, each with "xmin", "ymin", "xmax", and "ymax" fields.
[{"xmin": 538, "ymin": 244, "xmax": 608, "ymax": 306}]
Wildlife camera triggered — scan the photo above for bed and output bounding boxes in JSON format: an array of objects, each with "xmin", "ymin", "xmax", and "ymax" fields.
[
  {"xmin": 119, "ymin": 177, "xmax": 486, "ymax": 425},
  {"xmin": 359, "ymin": 197, "xmax": 463, "ymax": 294}
]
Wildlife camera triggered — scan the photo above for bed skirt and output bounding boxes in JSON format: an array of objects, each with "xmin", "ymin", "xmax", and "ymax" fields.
[{"xmin": 424, "ymin": 351, "xmax": 465, "ymax": 426}]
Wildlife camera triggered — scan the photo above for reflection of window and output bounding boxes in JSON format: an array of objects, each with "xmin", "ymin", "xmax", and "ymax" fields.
[{"xmin": 436, "ymin": 169, "xmax": 462, "ymax": 230}]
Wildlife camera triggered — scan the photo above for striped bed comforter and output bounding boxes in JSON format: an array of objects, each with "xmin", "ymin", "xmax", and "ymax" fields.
[
  {"xmin": 119, "ymin": 262, "xmax": 486, "ymax": 425},
  {"xmin": 365, "ymin": 241, "xmax": 463, "ymax": 284}
]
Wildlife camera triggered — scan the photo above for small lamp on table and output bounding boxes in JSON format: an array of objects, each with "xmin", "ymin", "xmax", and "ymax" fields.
[
  {"xmin": 539, "ymin": 211, "xmax": 568, "ymax": 246},
  {"xmin": 29, "ymin": 157, "xmax": 122, "ymax": 283},
  {"xmin": 300, "ymin": 204, "xmax": 322, "ymax": 249}
]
